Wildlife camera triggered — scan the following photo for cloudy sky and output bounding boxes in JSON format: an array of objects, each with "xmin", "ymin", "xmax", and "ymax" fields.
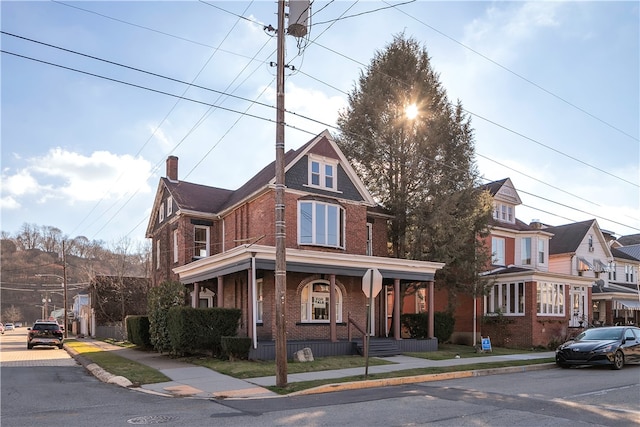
[{"xmin": 2, "ymin": 1, "xmax": 638, "ymax": 247}]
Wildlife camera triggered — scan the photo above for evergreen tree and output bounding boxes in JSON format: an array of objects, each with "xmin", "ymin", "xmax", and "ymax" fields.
[{"xmin": 336, "ymin": 34, "xmax": 493, "ymax": 306}]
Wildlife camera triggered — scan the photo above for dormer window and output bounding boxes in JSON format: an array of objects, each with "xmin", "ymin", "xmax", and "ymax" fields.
[
  {"xmin": 308, "ymin": 155, "xmax": 337, "ymax": 191},
  {"xmin": 493, "ymin": 202, "xmax": 514, "ymax": 224}
]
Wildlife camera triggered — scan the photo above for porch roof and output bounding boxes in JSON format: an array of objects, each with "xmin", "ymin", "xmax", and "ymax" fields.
[{"xmin": 173, "ymin": 244, "xmax": 445, "ymax": 284}]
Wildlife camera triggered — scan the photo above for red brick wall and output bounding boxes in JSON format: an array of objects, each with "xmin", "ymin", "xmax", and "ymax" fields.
[
  {"xmin": 480, "ymin": 281, "xmax": 574, "ymax": 349},
  {"xmin": 222, "ymin": 271, "xmax": 368, "ymax": 342},
  {"xmin": 223, "ymin": 190, "xmax": 375, "ymax": 256}
]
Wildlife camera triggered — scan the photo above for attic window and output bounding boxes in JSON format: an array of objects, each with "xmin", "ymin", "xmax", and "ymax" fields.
[
  {"xmin": 159, "ymin": 203, "xmax": 165, "ymax": 223},
  {"xmin": 167, "ymin": 196, "xmax": 173, "ymax": 216},
  {"xmin": 308, "ymin": 155, "xmax": 337, "ymax": 191}
]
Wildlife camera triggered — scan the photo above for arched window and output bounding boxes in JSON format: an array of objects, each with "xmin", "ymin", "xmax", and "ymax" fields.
[{"xmin": 300, "ymin": 281, "xmax": 342, "ymax": 322}]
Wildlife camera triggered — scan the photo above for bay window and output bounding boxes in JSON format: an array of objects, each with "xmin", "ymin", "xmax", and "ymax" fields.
[{"xmin": 299, "ymin": 201, "xmax": 345, "ymax": 248}]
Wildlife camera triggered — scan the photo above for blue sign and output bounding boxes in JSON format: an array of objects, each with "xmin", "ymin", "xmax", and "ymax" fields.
[{"xmin": 481, "ymin": 337, "xmax": 492, "ymax": 352}]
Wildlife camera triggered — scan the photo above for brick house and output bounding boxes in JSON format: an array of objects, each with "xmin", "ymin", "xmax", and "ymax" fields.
[
  {"xmin": 468, "ymin": 179, "xmax": 596, "ymax": 348},
  {"xmin": 593, "ymin": 234, "xmax": 640, "ymax": 326},
  {"xmin": 146, "ymin": 130, "xmax": 444, "ymax": 358}
]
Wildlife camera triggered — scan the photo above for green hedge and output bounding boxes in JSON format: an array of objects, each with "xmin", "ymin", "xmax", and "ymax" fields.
[
  {"xmin": 221, "ymin": 336, "xmax": 252, "ymax": 361},
  {"xmin": 167, "ymin": 307, "xmax": 241, "ymax": 356},
  {"xmin": 126, "ymin": 315, "xmax": 151, "ymax": 347},
  {"xmin": 401, "ymin": 311, "xmax": 455, "ymax": 343}
]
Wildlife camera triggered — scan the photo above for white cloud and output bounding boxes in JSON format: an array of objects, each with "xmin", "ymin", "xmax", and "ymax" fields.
[
  {"xmin": 0, "ymin": 169, "xmax": 40, "ymax": 196},
  {"xmin": 2, "ymin": 149, "xmax": 154, "ymax": 204},
  {"xmin": 262, "ymin": 81, "xmax": 347, "ymax": 137},
  {"xmin": 0, "ymin": 195, "xmax": 20, "ymax": 210}
]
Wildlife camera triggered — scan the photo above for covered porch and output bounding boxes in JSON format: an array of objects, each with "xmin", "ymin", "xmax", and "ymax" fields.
[{"xmin": 174, "ymin": 244, "xmax": 444, "ymax": 359}]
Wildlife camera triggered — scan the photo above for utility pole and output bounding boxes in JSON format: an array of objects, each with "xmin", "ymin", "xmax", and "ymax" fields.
[
  {"xmin": 62, "ymin": 240, "xmax": 68, "ymax": 338},
  {"xmin": 274, "ymin": 0, "xmax": 287, "ymax": 388},
  {"xmin": 273, "ymin": 0, "xmax": 309, "ymax": 388}
]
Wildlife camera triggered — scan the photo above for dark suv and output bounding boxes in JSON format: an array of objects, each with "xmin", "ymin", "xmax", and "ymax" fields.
[{"xmin": 27, "ymin": 321, "xmax": 64, "ymax": 349}]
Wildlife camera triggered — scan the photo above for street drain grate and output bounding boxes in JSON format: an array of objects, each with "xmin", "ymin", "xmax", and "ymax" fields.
[{"xmin": 127, "ymin": 415, "xmax": 178, "ymax": 424}]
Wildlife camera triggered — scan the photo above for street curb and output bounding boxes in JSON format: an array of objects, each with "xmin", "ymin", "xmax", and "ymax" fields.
[
  {"xmin": 64, "ymin": 343, "xmax": 133, "ymax": 388},
  {"xmin": 289, "ymin": 362, "xmax": 557, "ymax": 396}
]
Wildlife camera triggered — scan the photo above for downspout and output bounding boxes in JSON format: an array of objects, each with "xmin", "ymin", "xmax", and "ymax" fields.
[
  {"xmin": 251, "ymin": 254, "xmax": 257, "ymax": 349},
  {"xmin": 219, "ymin": 215, "xmax": 225, "ymax": 253}
]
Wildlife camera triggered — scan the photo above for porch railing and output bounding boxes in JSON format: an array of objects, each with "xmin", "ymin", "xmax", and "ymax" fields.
[{"xmin": 347, "ymin": 312, "xmax": 366, "ymax": 341}]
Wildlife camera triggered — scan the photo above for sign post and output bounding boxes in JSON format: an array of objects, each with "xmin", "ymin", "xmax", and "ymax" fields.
[{"xmin": 362, "ymin": 268, "xmax": 382, "ymax": 378}]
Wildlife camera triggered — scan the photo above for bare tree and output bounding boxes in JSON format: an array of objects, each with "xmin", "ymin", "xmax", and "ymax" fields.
[{"xmin": 16, "ymin": 223, "xmax": 41, "ymax": 250}]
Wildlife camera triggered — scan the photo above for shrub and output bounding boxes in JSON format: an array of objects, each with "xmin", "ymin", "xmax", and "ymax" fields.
[
  {"xmin": 221, "ymin": 336, "xmax": 252, "ymax": 361},
  {"xmin": 147, "ymin": 281, "xmax": 186, "ymax": 353},
  {"xmin": 401, "ymin": 313, "xmax": 429, "ymax": 339},
  {"xmin": 167, "ymin": 307, "xmax": 242, "ymax": 357},
  {"xmin": 126, "ymin": 315, "xmax": 151, "ymax": 347},
  {"xmin": 400, "ymin": 311, "xmax": 455, "ymax": 343}
]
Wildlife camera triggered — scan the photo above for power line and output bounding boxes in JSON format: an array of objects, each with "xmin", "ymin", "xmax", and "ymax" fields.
[
  {"xmin": 383, "ymin": 0, "xmax": 639, "ymax": 143},
  {"xmin": 3, "ymin": 4, "xmax": 638, "ymax": 236}
]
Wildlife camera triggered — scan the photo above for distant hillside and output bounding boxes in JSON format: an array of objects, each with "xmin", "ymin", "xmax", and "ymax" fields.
[{"xmin": 1, "ymin": 225, "xmax": 150, "ymax": 324}]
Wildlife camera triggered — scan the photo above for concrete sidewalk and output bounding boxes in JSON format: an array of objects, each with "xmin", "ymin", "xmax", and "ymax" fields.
[{"xmin": 68, "ymin": 338, "xmax": 556, "ymax": 400}]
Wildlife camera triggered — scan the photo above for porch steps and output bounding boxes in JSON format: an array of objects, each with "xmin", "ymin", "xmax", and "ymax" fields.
[{"xmin": 357, "ymin": 338, "xmax": 401, "ymax": 357}]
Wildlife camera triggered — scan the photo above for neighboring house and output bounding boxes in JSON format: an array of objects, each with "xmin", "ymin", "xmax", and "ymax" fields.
[
  {"xmin": 72, "ymin": 292, "xmax": 91, "ymax": 336},
  {"xmin": 469, "ymin": 179, "xmax": 595, "ymax": 348},
  {"xmin": 146, "ymin": 130, "xmax": 444, "ymax": 359},
  {"xmin": 592, "ymin": 237, "xmax": 640, "ymax": 325},
  {"xmin": 90, "ymin": 275, "xmax": 150, "ymax": 340}
]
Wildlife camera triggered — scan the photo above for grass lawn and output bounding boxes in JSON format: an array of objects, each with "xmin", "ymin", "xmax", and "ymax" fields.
[
  {"xmin": 72, "ymin": 339, "xmax": 553, "ymax": 394},
  {"xmin": 65, "ymin": 340, "xmax": 170, "ymax": 386},
  {"xmin": 185, "ymin": 354, "xmax": 393, "ymax": 379},
  {"xmin": 267, "ymin": 357, "xmax": 555, "ymax": 394},
  {"xmin": 405, "ymin": 343, "xmax": 544, "ymax": 360}
]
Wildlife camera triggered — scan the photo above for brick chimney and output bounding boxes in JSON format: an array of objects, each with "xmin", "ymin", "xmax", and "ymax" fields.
[{"xmin": 166, "ymin": 156, "xmax": 178, "ymax": 182}]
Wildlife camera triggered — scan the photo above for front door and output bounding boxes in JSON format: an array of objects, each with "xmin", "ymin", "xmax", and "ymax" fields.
[{"xmin": 569, "ymin": 285, "xmax": 588, "ymax": 327}]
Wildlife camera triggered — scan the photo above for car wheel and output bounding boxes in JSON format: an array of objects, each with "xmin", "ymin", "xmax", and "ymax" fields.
[
  {"xmin": 27, "ymin": 343, "xmax": 33, "ymax": 349},
  {"xmin": 612, "ymin": 350, "xmax": 624, "ymax": 370}
]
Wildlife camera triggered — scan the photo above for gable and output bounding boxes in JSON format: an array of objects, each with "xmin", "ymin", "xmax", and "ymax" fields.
[
  {"xmin": 282, "ymin": 130, "xmax": 376, "ymax": 205},
  {"xmin": 547, "ymin": 219, "xmax": 612, "ymax": 258},
  {"xmin": 491, "ymin": 178, "xmax": 522, "ymax": 205}
]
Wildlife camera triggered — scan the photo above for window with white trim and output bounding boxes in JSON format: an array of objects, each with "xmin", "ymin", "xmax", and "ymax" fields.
[
  {"xmin": 308, "ymin": 156, "xmax": 338, "ymax": 191},
  {"xmin": 609, "ymin": 262, "xmax": 616, "ymax": 280},
  {"xmin": 366, "ymin": 223, "xmax": 373, "ymax": 256},
  {"xmin": 167, "ymin": 196, "xmax": 173, "ymax": 216},
  {"xmin": 537, "ymin": 282, "xmax": 565, "ymax": 315},
  {"xmin": 485, "ymin": 282, "xmax": 525, "ymax": 315},
  {"xmin": 300, "ymin": 281, "xmax": 342, "ymax": 322},
  {"xmin": 521, "ymin": 237, "xmax": 532, "ymax": 265},
  {"xmin": 538, "ymin": 239, "xmax": 545, "ymax": 264},
  {"xmin": 173, "ymin": 229, "xmax": 178, "ymax": 263},
  {"xmin": 298, "ymin": 201, "xmax": 345, "ymax": 248},
  {"xmin": 156, "ymin": 240, "xmax": 160, "ymax": 270},
  {"xmin": 625, "ymin": 264, "xmax": 635, "ymax": 283},
  {"xmin": 256, "ymin": 279, "xmax": 263, "ymax": 323},
  {"xmin": 492, "ymin": 237, "xmax": 505, "ymax": 266},
  {"xmin": 193, "ymin": 225, "xmax": 209, "ymax": 258},
  {"xmin": 159, "ymin": 203, "xmax": 165, "ymax": 223}
]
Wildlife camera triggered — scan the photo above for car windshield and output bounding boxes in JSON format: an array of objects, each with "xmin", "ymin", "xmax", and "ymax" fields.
[
  {"xmin": 33, "ymin": 324, "xmax": 58, "ymax": 331},
  {"xmin": 577, "ymin": 328, "xmax": 623, "ymax": 341}
]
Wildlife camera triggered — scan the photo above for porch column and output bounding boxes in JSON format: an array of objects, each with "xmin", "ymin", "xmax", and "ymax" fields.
[
  {"xmin": 329, "ymin": 274, "xmax": 337, "ymax": 342},
  {"xmin": 192, "ymin": 282, "xmax": 200, "ymax": 308},
  {"xmin": 428, "ymin": 280, "xmax": 435, "ymax": 338},
  {"xmin": 394, "ymin": 279, "xmax": 401, "ymax": 340},
  {"xmin": 217, "ymin": 276, "xmax": 224, "ymax": 307},
  {"xmin": 247, "ymin": 267, "xmax": 254, "ymax": 341}
]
